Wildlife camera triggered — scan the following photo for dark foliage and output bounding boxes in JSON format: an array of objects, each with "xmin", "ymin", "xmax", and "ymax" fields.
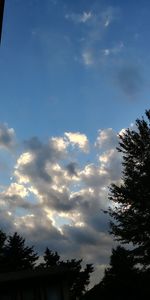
[
  {"xmin": 108, "ymin": 110, "xmax": 150, "ymax": 267},
  {"xmin": 0, "ymin": 230, "xmax": 7, "ymax": 272},
  {"xmin": 83, "ymin": 110, "xmax": 150, "ymax": 300},
  {"xmin": 82, "ymin": 246, "xmax": 142, "ymax": 300},
  {"xmin": 43, "ymin": 247, "xmax": 60, "ymax": 267},
  {"xmin": 0, "ymin": 230, "xmax": 93, "ymax": 298},
  {"xmin": 0, "ymin": 231, "xmax": 38, "ymax": 272},
  {"xmin": 100, "ymin": 246, "xmax": 139, "ymax": 300},
  {"xmin": 60, "ymin": 259, "xmax": 93, "ymax": 299},
  {"xmin": 5, "ymin": 232, "xmax": 38, "ymax": 271},
  {"xmin": 41, "ymin": 248, "xmax": 93, "ymax": 299}
]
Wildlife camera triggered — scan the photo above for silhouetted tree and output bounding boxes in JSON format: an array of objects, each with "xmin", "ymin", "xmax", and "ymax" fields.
[
  {"xmin": 5, "ymin": 232, "xmax": 38, "ymax": 272},
  {"xmin": 101, "ymin": 246, "xmax": 138, "ymax": 299},
  {"xmin": 0, "ymin": 230, "xmax": 7, "ymax": 272},
  {"xmin": 60, "ymin": 259, "xmax": 93, "ymax": 299},
  {"xmin": 43, "ymin": 247, "xmax": 60, "ymax": 267},
  {"xmin": 41, "ymin": 249, "xmax": 93, "ymax": 299},
  {"xmin": 82, "ymin": 246, "xmax": 140, "ymax": 300},
  {"xmin": 108, "ymin": 110, "xmax": 150, "ymax": 268},
  {"xmin": 0, "ymin": 230, "xmax": 93, "ymax": 297}
]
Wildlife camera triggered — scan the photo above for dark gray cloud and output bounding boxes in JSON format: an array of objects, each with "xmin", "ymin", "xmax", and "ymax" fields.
[
  {"xmin": 116, "ymin": 64, "xmax": 144, "ymax": 96},
  {"xmin": 21, "ymin": 136, "xmax": 67, "ymax": 185},
  {"xmin": 65, "ymin": 162, "xmax": 78, "ymax": 176},
  {"xmin": 64, "ymin": 225, "xmax": 99, "ymax": 246},
  {"xmin": 0, "ymin": 124, "xmax": 16, "ymax": 150},
  {"xmin": 87, "ymin": 211, "xmax": 109, "ymax": 233}
]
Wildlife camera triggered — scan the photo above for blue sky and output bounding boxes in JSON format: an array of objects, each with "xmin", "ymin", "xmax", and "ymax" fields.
[
  {"xmin": 1, "ymin": 0, "xmax": 150, "ymax": 139},
  {"xmin": 0, "ymin": 0, "xmax": 150, "ymax": 287}
]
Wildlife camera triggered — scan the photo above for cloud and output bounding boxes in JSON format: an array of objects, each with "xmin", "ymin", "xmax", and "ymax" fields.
[
  {"xmin": 82, "ymin": 50, "xmax": 94, "ymax": 66},
  {"xmin": 65, "ymin": 6, "xmax": 120, "ymax": 68},
  {"xmin": 101, "ymin": 6, "xmax": 119, "ymax": 28},
  {"xmin": 95, "ymin": 128, "xmax": 119, "ymax": 151},
  {"xmin": 102, "ymin": 42, "xmax": 124, "ymax": 57},
  {"xmin": 65, "ymin": 132, "xmax": 89, "ymax": 152},
  {"xmin": 65, "ymin": 162, "xmax": 78, "ymax": 176},
  {"xmin": 0, "ymin": 127, "xmax": 123, "ymax": 286},
  {"xmin": 65, "ymin": 11, "xmax": 92, "ymax": 24},
  {"xmin": 116, "ymin": 64, "xmax": 144, "ymax": 96},
  {"xmin": 0, "ymin": 124, "xmax": 16, "ymax": 150}
]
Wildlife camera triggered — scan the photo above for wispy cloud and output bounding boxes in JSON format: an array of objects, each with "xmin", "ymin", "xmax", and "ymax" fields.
[
  {"xmin": 101, "ymin": 6, "xmax": 119, "ymax": 28},
  {"xmin": 102, "ymin": 42, "xmax": 124, "ymax": 57},
  {"xmin": 65, "ymin": 6, "xmax": 121, "ymax": 67},
  {"xmin": 65, "ymin": 11, "xmax": 92, "ymax": 24},
  {"xmin": 82, "ymin": 50, "xmax": 94, "ymax": 66}
]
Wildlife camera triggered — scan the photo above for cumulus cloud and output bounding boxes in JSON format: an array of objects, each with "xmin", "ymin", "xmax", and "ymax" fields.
[
  {"xmin": 65, "ymin": 132, "xmax": 89, "ymax": 152},
  {"xmin": 95, "ymin": 128, "xmax": 119, "ymax": 151},
  {"xmin": 65, "ymin": 162, "xmax": 78, "ymax": 176},
  {"xmin": 0, "ymin": 127, "xmax": 123, "ymax": 286}
]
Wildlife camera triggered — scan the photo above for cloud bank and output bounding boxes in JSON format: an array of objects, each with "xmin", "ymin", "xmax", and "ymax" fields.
[{"xmin": 0, "ymin": 125, "xmax": 122, "ymax": 286}]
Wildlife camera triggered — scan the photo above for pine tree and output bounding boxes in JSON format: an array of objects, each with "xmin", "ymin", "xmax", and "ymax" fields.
[
  {"xmin": 43, "ymin": 247, "xmax": 60, "ymax": 267},
  {"xmin": 100, "ymin": 246, "xmax": 139, "ymax": 300},
  {"xmin": 5, "ymin": 232, "xmax": 38, "ymax": 272},
  {"xmin": 101, "ymin": 246, "xmax": 136, "ymax": 286},
  {"xmin": 108, "ymin": 110, "xmax": 150, "ymax": 267},
  {"xmin": 60, "ymin": 259, "xmax": 93, "ymax": 299},
  {"xmin": 0, "ymin": 230, "xmax": 7, "ymax": 272},
  {"xmin": 42, "ymin": 249, "xmax": 93, "ymax": 299}
]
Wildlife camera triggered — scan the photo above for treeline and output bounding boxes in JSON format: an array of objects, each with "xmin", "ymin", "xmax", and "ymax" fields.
[
  {"xmin": 0, "ymin": 231, "xmax": 93, "ymax": 299},
  {"xmin": 83, "ymin": 110, "xmax": 150, "ymax": 299}
]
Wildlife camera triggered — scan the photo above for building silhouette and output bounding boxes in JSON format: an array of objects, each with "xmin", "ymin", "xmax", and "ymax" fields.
[
  {"xmin": 0, "ymin": 267, "xmax": 70, "ymax": 300},
  {"xmin": 0, "ymin": 0, "xmax": 5, "ymax": 44}
]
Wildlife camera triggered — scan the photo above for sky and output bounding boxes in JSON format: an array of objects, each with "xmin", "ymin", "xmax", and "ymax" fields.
[{"xmin": 0, "ymin": 0, "xmax": 150, "ymax": 287}]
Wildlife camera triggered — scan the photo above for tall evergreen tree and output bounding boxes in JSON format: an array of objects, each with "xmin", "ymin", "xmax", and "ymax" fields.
[
  {"xmin": 82, "ymin": 247, "xmax": 139, "ymax": 300},
  {"xmin": 60, "ymin": 259, "xmax": 93, "ymax": 299},
  {"xmin": 0, "ymin": 230, "xmax": 7, "ymax": 272},
  {"xmin": 101, "ymin": 246, "xmax": 138, "ymax": 299},
  {"xmin": 43, "ymin": 247, "xmax": 60, "ymax": 267},
  {"xmin": 5, "ymin": 232, "xmax": 38, "ymax": 272},
  {"xmin": 108, "ymin": 110, "xmax": 150, "ymax": 267},
  {"xmin": 42, "ymin": 249, "xmax": 93, "ymax": 299}
]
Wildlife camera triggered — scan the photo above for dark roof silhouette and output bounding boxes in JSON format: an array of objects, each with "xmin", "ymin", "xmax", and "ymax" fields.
[
  {"xmin": 0, "ymin": 0, "xmax": 5, "ymax": 44},
  {"xmin": 0, "ymin": 266, "xmax": 71, "ymax": 284}
]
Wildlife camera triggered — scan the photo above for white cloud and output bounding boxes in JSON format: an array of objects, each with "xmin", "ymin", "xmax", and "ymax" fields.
[
  {"xmin": 95, "ymin": 128, "xmax": 119, "ymax": 151},
  {"xmin": 51, "ymin": 137, "xmax": 68, "ymax": 152},
  {"xmin": 65, "ymin": 132, "xmax": 89, "ymax": 152},
  {"xmin": 5, "ymin": 183, "xmax": 28, "ymax": 198}
]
